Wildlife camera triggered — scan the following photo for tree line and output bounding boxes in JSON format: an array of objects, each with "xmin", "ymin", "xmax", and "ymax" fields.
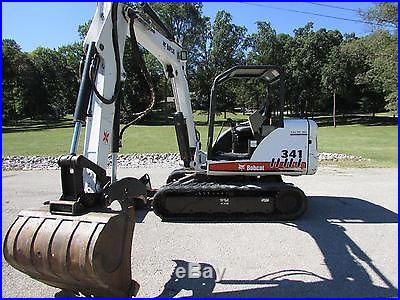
[{"xmin": 2, "ymin": 2, "xmax": 397, "ymax": 124}]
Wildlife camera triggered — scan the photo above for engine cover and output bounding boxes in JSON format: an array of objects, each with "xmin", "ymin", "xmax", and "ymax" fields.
[{"xmin": 207, "ymin": 119, "xmax": 318, "ymax": 176}]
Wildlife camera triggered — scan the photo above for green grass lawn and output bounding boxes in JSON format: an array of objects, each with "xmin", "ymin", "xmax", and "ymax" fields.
[
  {"xmin": 1, "ymin": 125, "xmax": 219, "ymax": 155},
  {"xmin": 318, "ymin": 125, "xmax": 397, "ymax": 167},
  {"xmin": 2, "ymin": 120, "xmax": 397, "ymax": 167}
]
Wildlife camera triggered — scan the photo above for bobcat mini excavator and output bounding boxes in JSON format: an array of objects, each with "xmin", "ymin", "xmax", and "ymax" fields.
[{"xmin": 3, "ymin": 2, "xmax": 318, "ymax": 297}]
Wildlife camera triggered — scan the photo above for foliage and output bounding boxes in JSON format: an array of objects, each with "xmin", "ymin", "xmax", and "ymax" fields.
[
  {"xmin": 358, "ymin": 2, "xmax": 398, "ymax": 112},
  {"xmin": 2, "ymin": 39, "xmax": 47, "ymax": 122},
  {"xmin": 149, "ymin": 2, "xmax": 210, "ymax": 73},
  {"xmin": 361, "ymin": 2, "xmax": 398, "ymax": 29},
  {"xmin": 209, "ymin": 10, "xmax": 247, "ymax": 114},
  {"xmin": 30, "ymin": 47, "xmax": 78, "ymax": 118},
  {"xmin": 354, "ymin": 30, "xmax": 398, "ymax": 112}
]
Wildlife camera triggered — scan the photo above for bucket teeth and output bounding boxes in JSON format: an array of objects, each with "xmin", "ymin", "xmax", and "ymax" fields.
[{"xmin": 3, "ymin": 206, "xmax": 139, "ymax": 298}]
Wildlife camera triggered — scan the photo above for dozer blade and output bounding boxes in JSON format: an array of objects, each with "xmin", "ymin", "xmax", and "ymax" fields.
[{"xmin": 3, "ymin": 206, "xmax": 138, "ymax": 297}]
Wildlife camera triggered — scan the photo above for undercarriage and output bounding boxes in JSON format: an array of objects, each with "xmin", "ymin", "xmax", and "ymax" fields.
[{"xmin": 153, "ymin": 173, "xmax": 307, "ymax": 222}]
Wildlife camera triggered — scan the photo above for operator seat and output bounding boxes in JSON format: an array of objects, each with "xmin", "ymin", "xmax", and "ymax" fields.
[
  {"xmin": 249, "ymin": 110, "xmax": 265, "ymax": 136},
  {"xmin": 249, "ymin": 110, "xmax": 276, "ymax": 138}
]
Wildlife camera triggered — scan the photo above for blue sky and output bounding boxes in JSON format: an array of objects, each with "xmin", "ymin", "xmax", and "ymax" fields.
[{"xmin": 2, "ymin": 2, "xmax": 375, "ymax": 52}]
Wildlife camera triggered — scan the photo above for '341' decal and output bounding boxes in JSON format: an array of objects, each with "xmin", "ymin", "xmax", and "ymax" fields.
[
  {"xmin": 271, "ymin": 149, "xmax": 304, "ymax": 168},
  {"xmin": 281, "ymin": 149, "xmax": 302, "ymax": 159}
]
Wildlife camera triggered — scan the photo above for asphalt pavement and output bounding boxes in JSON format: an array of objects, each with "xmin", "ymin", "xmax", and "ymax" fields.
[{"xmin": 2, "ymin": 167, "xmax": 398, "ymax": 297}]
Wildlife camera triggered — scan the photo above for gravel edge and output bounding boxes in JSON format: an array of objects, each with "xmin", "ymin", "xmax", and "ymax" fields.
[{"xmin": 2, "ymin": 152, "xmax": 366, "ymax": 171}]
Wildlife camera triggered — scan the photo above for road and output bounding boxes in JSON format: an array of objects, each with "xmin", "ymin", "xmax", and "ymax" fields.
[{"xmin": 2, "ymin": 167, "xmax": 398, "ymax": 297}]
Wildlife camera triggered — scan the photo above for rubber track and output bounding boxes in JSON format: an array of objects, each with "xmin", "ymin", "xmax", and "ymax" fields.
[{"xmin": 153, "ymin": 175, "xmax": 307, "ymax": 222}]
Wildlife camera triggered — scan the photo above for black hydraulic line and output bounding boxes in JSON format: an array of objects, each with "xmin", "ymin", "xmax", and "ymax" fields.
[
  {"xmin": 90, "ymin": 2, "xmax": 122, "ymax": 105},
  {"xmin": 121, "ymin": 18, "xmax": 154, "ymax": 118},
  {"xmin": 139, "ymin": 3, "xmax": 175, "ymax": 42},
  {"xmin": 118, "ymin": 12, "xmax": 156, "ymax": 144},
  {"xmin": 278, "ymin": 71, "xmax": 286, "ymax": 126},
  {"xmin": 112, "ymin": 96, "xmax": 121, "ymax": 153},
  {"xmin": 207, "ymin": 84, "xmax": 217, "ymax": 160},
  {"xmin": 173, "ymin": 112, "xmax": 191, "ymax": 168},
  {"xmin": 73, "ymin": 42, "xmax": 97, "ymax": 123}
]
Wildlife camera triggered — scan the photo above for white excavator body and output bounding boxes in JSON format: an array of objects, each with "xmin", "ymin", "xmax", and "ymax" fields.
[{"xmin": 208, "ymin": 119, "xmax": 318, "ymax": 176}]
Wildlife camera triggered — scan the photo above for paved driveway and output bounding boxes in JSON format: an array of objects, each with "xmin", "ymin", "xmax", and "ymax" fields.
[{"xmin": 2, "ymin": 167, "xmax": 398, "ymax": 297}]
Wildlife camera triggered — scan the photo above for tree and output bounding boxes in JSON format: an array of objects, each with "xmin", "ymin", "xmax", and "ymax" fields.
[
  {"xmin": 4, "ymin": 3, "xmax": 397, "ymax": 124},
  {"xmin": 147, "ymin": 2, "xmax": 211, "ymax": 110},
  {"xmin": 210, "ymin": 11, "xmax": 246, "ymax": 73},
  {"xmin": 209, "ymin": 10, "xmax": 247, "ymax": 116},
  {"xmin": 356, "ymin": 2, "xmax": 398, "ymax": 113},
  {"xmin": 361, "ymin": 2, "xmax": 398, "ymax": 29},
  {"xmin": 149, "ymin": 2, "xmax": 210, "ymax": 69},
  {"xmin": 354, "ymin": 30, "xmax": 398, "ymax": 112},
  {"xmin": 321, "ymin": 41, "xmax": 367, "ymax": 115},
  {"xmin": 287, "ymin": 23, "xmax": 343, "ymax": 115},
  {"xmin": 2, "ymin": 39, "xmax": 47, "ymax": 122},
  {"xmin": 246, "ymin": 22, "xmax": 297, "ymax": 114},
  {"xmin": 2, "ymin": 39, "xmax": 21, "ymax": 122},
  {"xmin": 30, "ymin": 47, "xmax": 77, "ymax": 118},
  {"xmin": 78, "ymin": 21, "xmax": 91, "ymax": 40},
  {"xmin": 247, "ymin": 22, "xmax": 280, "ymax": 65},
  {"xmin": 58, "ymin": 42, "xmax": 83, "ymax": 111}
]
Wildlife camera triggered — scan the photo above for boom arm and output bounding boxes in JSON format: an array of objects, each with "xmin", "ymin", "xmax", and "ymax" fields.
[
  {"xmin": 130, "ymin": 6, "xmax": 199, "ymax": 159},
  {"xmin": 75, "ymin": 2, "xmax": 199, "ymax": 192}
]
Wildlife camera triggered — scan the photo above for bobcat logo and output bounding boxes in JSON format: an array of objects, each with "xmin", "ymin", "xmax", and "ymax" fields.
[{"xmin": 238, "ymin": 164, "xmax": 246, "ymax": 171}]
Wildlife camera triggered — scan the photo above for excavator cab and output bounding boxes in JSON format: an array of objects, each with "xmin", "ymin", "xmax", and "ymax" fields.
[{"xmin": 207, "ymin": 65, "xmax": 285, "ymax": 161}]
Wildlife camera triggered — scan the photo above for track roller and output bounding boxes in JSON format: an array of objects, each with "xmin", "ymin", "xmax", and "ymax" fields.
[{"xmin": 153, "ymin": 175, "xmax": 308, "ymax": 222}]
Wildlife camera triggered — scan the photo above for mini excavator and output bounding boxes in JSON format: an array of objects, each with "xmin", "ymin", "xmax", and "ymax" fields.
[{"xmin": 3, "ymin": 2, "xmax": 318, "ymax": 297}]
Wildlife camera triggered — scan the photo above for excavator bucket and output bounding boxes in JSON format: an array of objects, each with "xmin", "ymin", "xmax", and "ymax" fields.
[{"xmin": 3, "ymin": 206, "xmax": 139, "ymax": 297}]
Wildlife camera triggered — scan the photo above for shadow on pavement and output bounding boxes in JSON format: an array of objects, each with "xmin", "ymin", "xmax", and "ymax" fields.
[{"xmin": 157, "ymin": 196, "xmax": 398, "ymax": 298}]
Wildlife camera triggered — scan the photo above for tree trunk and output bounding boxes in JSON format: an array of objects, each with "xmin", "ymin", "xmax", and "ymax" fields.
[
  {"xmin": 163, "ymin": 79, "xmax": 168, "ymax": 124},
  {"xmin": 224, "ymin": 111, "xmax": 227, "ymax": 119},
  {"xmin": 333, "ymin": 92, "xmax": 336, "ymax": 128}
]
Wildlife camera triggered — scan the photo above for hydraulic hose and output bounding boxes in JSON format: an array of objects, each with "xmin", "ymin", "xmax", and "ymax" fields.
[
  {"xmin": 89, "ymin": 2, "xmax": 122, "ymax": 105},
  {"xmin": 119, "ymin": 13, "xmax": 156, "ymax": 141}
]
